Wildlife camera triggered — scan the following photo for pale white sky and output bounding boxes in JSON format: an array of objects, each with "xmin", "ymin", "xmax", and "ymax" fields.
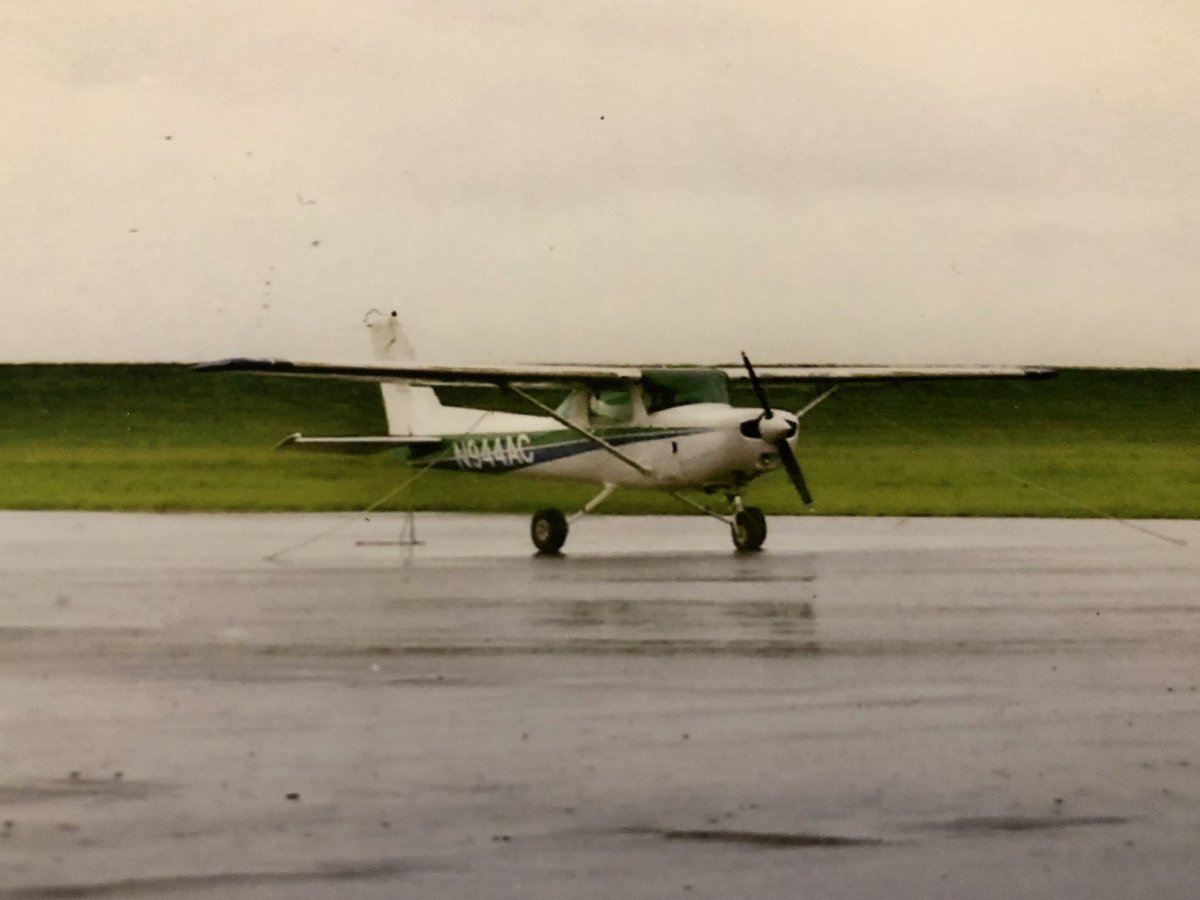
[{"xmin": 2, "ymin": 1, "xmax": 1198, "ymax": 365}]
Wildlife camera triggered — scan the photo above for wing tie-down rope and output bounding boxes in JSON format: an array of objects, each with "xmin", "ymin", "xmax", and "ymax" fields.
[
  {"xmin": 857, "ymin": 400, "xmax": 1187, "ymax": 549},
  {"xmin": 262, "ymin": 410, "xmax": 492, "ymax": 562}
]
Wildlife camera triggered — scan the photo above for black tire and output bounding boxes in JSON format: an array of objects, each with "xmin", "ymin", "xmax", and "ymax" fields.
[
  {"xmin": 731, "ymin": 507, "xmax": 767, "ymax": 552},
  {"xmin": 531, "ymin": 508, "xmax": 569, "ymax": 554}
]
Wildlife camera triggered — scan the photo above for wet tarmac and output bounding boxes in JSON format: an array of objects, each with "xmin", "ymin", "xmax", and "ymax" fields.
[{"xmin": 1, "ymin": 511, "xmax": 1199, "ymax": 898}]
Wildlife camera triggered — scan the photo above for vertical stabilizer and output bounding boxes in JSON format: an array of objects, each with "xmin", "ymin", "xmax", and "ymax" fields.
[{"xmin": 363, "ymin": 309, "xmax": 445, "ymax": 436}]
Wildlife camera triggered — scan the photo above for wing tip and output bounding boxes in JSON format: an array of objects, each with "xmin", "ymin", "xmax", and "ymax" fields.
[{"xmin": 1023, "ymin": 367, "xmax": 1058, "ymax": 380}]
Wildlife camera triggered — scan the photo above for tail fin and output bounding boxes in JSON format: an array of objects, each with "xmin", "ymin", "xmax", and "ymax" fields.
[{"xmin": 363, "ymin": 309, "xmax": 446, "ymax": 436}]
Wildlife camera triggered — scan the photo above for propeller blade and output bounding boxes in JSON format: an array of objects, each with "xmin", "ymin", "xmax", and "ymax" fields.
[
  {"xmin": 776, "ymin": 440, "xmax": 813, "ymax": 505},
  {"xmin": 741, "ymin": 351, "xmax": 773, "ymax": 417},
  {"xmin": 744, "ymin": 351, "xmax": 813, "ymax": 504}
]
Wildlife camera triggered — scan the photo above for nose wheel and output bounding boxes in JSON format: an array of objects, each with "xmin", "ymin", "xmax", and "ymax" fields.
[{"xmin": 731, "ymin": 506, "xmax": 767, "ymax": 552}]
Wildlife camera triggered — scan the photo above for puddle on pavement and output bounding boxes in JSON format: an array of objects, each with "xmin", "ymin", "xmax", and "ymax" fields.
[
  {"xmin": 0, "ymin": 778, "xmax": 166, "ymax": 805},
  {"xmin": 928, "ymin": 815, "xmax": 1129, "ymax": 833},
  {"xmin": 0, "ymin": 859, "xmax": 425, "ymax": 900},
  {"xmin": 622, "ymin": 827, "xmax": 885, "ymax": 847}
]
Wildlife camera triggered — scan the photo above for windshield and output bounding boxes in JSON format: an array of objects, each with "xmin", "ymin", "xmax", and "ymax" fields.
[{"xmin": 641, "ymin": 368, "xmax": 730, "ymax": 413}]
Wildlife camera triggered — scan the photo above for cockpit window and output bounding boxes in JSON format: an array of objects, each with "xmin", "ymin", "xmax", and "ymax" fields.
[{"xmin": 641, "ymin": 369, "xmax": 730, "ymax": 414}]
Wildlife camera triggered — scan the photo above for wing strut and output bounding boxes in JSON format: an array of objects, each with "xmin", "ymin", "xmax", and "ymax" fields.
[
  {"xmin": 504, "ymin": 385, "xmax": 655, "ymax": 478},
  {"xmin": 796, "ymin": 386, "xmax": 839, "ymax": 420}
]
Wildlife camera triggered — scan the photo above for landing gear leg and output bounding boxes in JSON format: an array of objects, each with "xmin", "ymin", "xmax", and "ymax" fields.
[
  {"xmin": 531, "ymin": 508, "xmax": 568, "ymax": 555},
  {"xmin": 569, "ymin": 483, "xmax": 616, "ymax": 523}
]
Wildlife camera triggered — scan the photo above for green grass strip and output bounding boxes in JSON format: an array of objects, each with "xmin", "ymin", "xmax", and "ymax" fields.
[{"xmin": 1, "ymin": 365, "xmax": 1196, "ymax": 517}]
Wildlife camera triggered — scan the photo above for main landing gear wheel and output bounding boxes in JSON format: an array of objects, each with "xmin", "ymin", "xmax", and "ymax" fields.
[
  {"xmin": 731, "ymin": 506, "xmax": 767, "ymax": 552},
  {"xmin": 531, "ymin": 508, "xmax": 568, "ymax": 554}
]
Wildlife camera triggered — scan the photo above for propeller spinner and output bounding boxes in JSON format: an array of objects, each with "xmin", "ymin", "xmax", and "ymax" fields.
[{"xmin": 740, "ymin": 351, "xmax": 813, "ymax": 506}]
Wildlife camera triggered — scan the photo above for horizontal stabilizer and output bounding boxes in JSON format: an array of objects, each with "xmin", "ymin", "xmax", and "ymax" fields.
[{"xmin": 274, "ymin": 433, "xmax": 442, "ymax": 455}]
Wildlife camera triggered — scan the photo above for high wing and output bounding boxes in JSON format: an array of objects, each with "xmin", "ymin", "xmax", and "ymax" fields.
[
  {"xmin": 723, "ymin": 364, "xmax": 1057, "ymax": 383},
  {"xmin": 193, "ymin": 358, "xmax": 642, "ymax": 388},
  {"xmin": 196, "ymin": 357, "xmax": 1055, "ymax": 386}
]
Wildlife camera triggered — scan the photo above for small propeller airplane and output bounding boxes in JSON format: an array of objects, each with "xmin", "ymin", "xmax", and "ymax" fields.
[{"xmin": 196, "ymin": 310, "xmax": 1055, "ymax": 553}]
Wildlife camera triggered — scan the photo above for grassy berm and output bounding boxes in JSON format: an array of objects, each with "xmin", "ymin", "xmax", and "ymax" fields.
[{"xmin": 0, "ymin": 365, "xmax": 1197, "ymax": 517}]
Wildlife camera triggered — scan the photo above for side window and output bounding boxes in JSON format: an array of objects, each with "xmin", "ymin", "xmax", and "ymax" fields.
[{"xmin": 589, "ymin": 389, "xmax": 633, "ymax": 425}]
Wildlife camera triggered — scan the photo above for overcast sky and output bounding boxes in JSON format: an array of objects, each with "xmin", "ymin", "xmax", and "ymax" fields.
[{"xmin": 2, "ymin": 1, "xmax": 1198, "ymax": 365}]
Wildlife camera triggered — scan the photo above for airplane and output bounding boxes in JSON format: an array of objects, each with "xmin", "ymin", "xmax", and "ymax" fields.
[{"xmin": 196, "ymin": 310, "xmax": 1055, "ymax": 554}]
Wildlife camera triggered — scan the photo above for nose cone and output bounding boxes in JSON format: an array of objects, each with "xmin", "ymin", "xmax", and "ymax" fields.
[{"xmin": 758, "ymin": 413, "xmax": 798, "ymax": 443}]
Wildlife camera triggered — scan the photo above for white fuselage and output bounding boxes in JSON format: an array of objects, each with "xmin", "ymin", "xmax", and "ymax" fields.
[{"xmin": 431, "ymin": 401, "xmax": 795, "ymax": 492}]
